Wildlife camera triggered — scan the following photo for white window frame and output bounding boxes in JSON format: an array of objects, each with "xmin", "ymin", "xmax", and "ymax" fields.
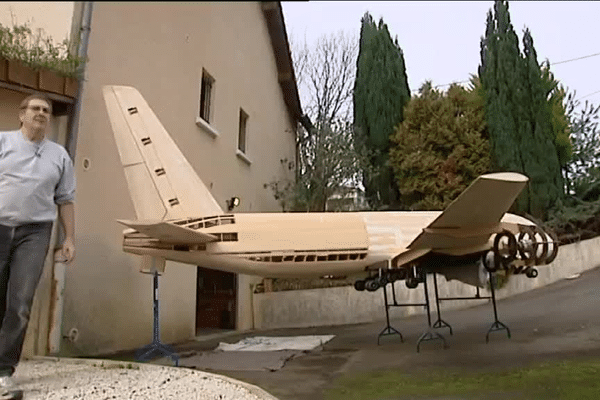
[
  {"xmin": 196, "ymin": 69, "xmax": 219, "ymax": 138},
  {"xmin": 236, "ymin": 108, "xmax": 251, "ymax": 165}
]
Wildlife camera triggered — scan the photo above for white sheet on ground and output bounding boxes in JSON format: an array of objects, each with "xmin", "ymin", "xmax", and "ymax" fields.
[{"xmin": 216, "ymin": 335, "xmax": 335, "ymax": 352}]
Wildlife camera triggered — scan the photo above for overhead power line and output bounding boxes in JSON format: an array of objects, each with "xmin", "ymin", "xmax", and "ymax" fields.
[
  {"xmin": 411, "ymin": 51, "xmax": 600, "ymax": 94},
  {"xmin": 579, "ymin": 90, "xmax": 600, "ymax": 100},
  {"xmin": 550, "ymin": 52, "xmax": 600, "ymax": 66}
]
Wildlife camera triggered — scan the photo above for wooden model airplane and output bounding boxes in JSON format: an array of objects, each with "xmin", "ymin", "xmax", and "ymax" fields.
[{"xmin": 103, "ymin": 86, "xmax": 559, "ymax": 292}]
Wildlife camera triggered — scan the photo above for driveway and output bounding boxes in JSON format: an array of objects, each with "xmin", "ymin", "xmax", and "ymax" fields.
[{"xmin": 172, "ymin": 266, "xmax": 600, "ymax": 400}]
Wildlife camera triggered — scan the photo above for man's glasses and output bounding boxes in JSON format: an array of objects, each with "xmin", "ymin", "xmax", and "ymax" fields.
[{"xmin": 26, "ymin": 105, "xmax": 51, "ymax": 114}]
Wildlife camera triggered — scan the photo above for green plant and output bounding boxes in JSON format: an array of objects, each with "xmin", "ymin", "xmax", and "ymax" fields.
[{"xmin": 0, "ymin": 21, "xmax": 86, "ymax": 79}]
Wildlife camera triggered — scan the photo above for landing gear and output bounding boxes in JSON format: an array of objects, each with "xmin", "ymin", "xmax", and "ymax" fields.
[
  {"xmin": 405, "ymin": 277, "xmax": 419, "ymax": 289},
  {"xmin": 364, "ymin": 258, "xmax": 512, "ymax": 350},
  {"xmin": 354, "ymin": 269, "xmax": 409, "ymax": 293},
  {"xmin": 365, "ymin": 279, "xmax": 380, "ymax": 292},
  {"xmin": 354, "ymin": 280, "xmax": 366, "ymax": 291},
  {"xmin": 525, "ymin": 267, "xmax": 538, "ymax": 278}
]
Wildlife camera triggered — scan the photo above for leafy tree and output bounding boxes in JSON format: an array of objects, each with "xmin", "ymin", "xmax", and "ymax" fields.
[
  {"xmin": 478, "ymin": 0, "xmax": 563, "ymax": 219},
  {"xmin": 544, "ymin": 94, "xmax": 600, "ymax": 244},
  {"xmin": 265, "ymin": 32, "xmax": 371, "ymax": 212},
  {"xmin": 353, "ymin": 12, "xmax": 411, "ymax": 209},
  {"xmin": 390, "ymin": 81, "xmax": 490, "ymax": 210},
  {"xmin": 563, "ymin": 93, "xmax": 600, "ymax": 197}
]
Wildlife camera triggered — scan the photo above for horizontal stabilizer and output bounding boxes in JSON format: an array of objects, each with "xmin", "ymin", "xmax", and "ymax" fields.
[{"xmin": 118, "ymin": 219, "xmax": 218, "ymax": 244}]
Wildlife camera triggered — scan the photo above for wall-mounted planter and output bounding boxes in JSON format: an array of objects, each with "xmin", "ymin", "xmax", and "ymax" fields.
[
  {"xmin": 0, "ymin": 57, "xmax": 7, "ymax": 82},
  {"xmin": 64, "ymin": 77, "xmax": 79, "ymax": 98},
  {"xmin": 38, "ymin": 69, "xmax": 66, "ymax": 95},
  {"xmin": 7, "ymin": 60, "xmax": 38, "ymax": 88}
]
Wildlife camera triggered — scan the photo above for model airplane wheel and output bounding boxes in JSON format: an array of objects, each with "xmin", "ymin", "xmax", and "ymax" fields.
[
  {"xmin": 493, "ymin": 230, "xmax": 517, "ymax": 264},
  {"xmin": 354, "ymin": 280, "xmax": 366, "ymax": 291},
  {"xmin": 365, "ymin": 279, "xmax": 380, "ymax": 292},
  {"xmin": 388, "ymin": 270, "xmax": 406, "ymax": 282},
  {"xmin": 525, "ymin": 267, "xmax": 538, "ymax": 278},
  {"xmin": 405, "ymin": 277, "xmax": 419, "ymax": 289}
]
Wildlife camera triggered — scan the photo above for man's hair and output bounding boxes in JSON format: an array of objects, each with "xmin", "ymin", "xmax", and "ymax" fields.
[{"xmin": 19, "ymin": 93, "xmax": 53, "ymax": 114}]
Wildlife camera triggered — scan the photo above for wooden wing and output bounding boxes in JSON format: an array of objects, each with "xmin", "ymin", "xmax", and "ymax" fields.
[{"xmin": 408, "ymin": 172, "xmax": 528, "ymax": 252}]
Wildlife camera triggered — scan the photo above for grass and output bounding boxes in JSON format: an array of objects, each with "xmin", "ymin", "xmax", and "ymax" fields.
[{"xmin": 324, "ymin": 357, "xmax": 600, "ymax": 400}]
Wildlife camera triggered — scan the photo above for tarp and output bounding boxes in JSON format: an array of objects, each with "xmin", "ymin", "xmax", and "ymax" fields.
[
  {"xmin": 216, "ymin": 335, "xmax": 335, "ymax": 352},
  {"xmin": 179, "ymin": 351, "xmax": 299, "ymax": 371}
]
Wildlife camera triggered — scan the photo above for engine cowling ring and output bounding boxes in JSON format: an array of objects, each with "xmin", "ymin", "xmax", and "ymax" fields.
[
  {"xmin": 532, "ymin": 226, "xmax": 549, "ymax": 265},
  {"xmin": 482, "ymin": 251, "xmax": 496, "ymax": 272},
  {"xmin": 493, "ymin": 230, "xmax": 518, "ymax": 265},
  {"xmin": 543, "ymin": 230, "xmax": 559, "ymax": 264},
  {"xmin": 517, "ymin": 225, "xmax": 536, "ymax": 262}
]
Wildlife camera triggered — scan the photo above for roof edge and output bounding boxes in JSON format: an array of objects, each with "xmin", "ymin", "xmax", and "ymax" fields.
[{"xmin": 261, "ymin": 1, "xmax": 303, "ymax": 123}]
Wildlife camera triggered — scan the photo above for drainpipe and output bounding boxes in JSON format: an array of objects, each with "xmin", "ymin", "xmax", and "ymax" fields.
[
  {"xmin": 48, "ymin": 1, "xmax": 94, "ymax": 356},
  {"xmin": 66, "ymin": 1, "xmax": 94, "ymax": 157}
]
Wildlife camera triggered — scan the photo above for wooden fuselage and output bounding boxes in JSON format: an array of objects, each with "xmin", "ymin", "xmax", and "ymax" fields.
[{"xmin": 122, "ymin": 211, "xmax": 534, "ymax": 278}]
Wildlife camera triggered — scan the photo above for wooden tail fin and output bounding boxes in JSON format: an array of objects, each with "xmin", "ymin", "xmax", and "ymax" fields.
[{"xmin": 103, "ymin": 85, "xmax": 223, "ymax": 220}]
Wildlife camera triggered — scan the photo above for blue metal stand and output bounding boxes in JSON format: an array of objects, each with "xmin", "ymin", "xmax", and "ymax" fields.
[{"xmin": 135, "ymin": 270, "xmax": 180, "ymax": 366}]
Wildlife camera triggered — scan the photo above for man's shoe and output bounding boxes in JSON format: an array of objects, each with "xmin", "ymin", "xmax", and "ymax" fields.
[{"xmin": 0, "ymin": 376, "xmax": 22, "ymax": 400}]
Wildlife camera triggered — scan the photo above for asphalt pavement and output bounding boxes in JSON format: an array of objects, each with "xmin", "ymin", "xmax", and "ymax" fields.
[
  {"xmin": 172, "ymin": 265, "xmax": 600, "ymax": 400},
  {"xmin": 15, "ymin": 265, "xmax": 600, "ymax": 400}
]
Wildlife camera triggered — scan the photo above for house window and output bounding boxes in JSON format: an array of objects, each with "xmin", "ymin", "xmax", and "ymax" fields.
[
  {"xmin": 238, "ymin": 108, "xmax": 248, "ymax": 153},
  {"xmin": 199, "ymin": 70, "xmax": 215, "ymax": 123}
]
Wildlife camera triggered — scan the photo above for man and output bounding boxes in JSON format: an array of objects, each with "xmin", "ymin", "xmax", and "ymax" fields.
[{"xmin": 0, "ymin": 93, "xmax": 75, "ymax": 399}]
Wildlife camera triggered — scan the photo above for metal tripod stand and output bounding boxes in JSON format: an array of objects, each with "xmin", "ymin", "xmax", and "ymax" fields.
[{"xmin": 135, "ymin": 270, "xmax": 180, "ymax": 366}]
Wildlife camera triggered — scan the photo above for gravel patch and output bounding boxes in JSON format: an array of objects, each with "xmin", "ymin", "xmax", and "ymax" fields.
[{"xmin": 13, "ymin": 357, "xmax": 279, "ymax": 399}]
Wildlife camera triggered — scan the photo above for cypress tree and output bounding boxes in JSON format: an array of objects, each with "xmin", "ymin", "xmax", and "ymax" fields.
[
  {"xmin": 353, "ymin": 12, "xmax": 411, "ymax": 209},
  {"xmin": 520, "ymin": 28, "xmax": 564, "ymax": 217},
  {"xmin": 479, "ymin": 0, "xmax": 563, "ymax": 218}
]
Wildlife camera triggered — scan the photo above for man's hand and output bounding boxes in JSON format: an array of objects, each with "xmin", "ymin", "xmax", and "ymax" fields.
[{"xmin": 61, "ymin": 237, "xmax": 75, "ymax": 264}]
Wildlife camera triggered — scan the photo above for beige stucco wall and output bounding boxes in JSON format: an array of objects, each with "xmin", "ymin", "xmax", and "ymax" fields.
[
  {"xmin": 62, "ymin": 2, "xmax": 296, "ymax": 356},
  {"xmin": 0, "ymin": 91, "xmax": 24, "ymax": 130}
]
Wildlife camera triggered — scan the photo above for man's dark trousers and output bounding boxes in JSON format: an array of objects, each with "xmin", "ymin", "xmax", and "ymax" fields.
[{"xmin": 0, "ymin": 222, "xmax": 53, "ymax": 376}]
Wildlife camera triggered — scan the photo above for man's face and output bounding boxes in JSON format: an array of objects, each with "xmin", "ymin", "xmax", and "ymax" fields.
[{"xmin": 20, "ymin": 99, "xmax": 51, "ymax": 132}]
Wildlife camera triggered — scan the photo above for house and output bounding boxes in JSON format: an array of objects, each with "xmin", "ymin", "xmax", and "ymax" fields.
[
  {"xmin": 326, "ymin": 185, "xmax": 369, "ymax": 212},
  {"xmin": 0, "ymin": 1, "xmax": 302, "ymax": 357}
]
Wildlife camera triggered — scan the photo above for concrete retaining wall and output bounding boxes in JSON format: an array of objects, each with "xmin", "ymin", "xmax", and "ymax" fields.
[{"xmin": 252, "ymin": 236, "xmax": 600, "ymax": 330}]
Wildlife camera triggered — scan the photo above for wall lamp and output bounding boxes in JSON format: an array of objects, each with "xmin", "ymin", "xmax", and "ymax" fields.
[{"xmin": 226, "ymin": 196, "xmax": 240, "ymax": 211}]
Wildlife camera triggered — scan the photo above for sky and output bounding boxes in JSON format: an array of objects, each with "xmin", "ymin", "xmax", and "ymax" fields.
[{"xmin": 281, "ymin": 1, "xmax": 600, "ymax": 109}]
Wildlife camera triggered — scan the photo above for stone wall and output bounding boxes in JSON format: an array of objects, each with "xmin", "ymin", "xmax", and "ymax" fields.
[{"xmin": 252, "ymin": 236, "xmax": 600, "ymax": 330}]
